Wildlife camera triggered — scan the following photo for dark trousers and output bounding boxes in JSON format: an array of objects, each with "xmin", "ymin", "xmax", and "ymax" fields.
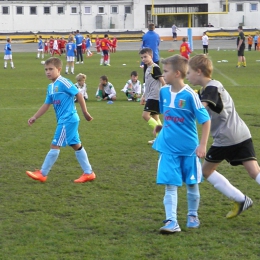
[{"xmin": 77, "ymin": 45, "xmax": 83, "ymax": 62}]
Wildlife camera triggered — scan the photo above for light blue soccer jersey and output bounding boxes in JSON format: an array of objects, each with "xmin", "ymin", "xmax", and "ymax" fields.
[
  {"xmin": 45, "ymin": 76, "xmax": 80, "ymax": 124},
  {"xmin": 4, "ymin": 43, "xmax": 12, "ymax": 55},
  {"xmin": 38, "ymin": 39, "xmax": 43, "ymax": 49},
  {"xmin": 86, "ymin": 38, "xmax": 91, "ymax": 48},
  {"xmin": 152, "ymin": 84, "xmax": 210, "ymax": 156},
  {"xmin": 66, "ymin": 42, "xmax": 76, "ymax": 56}
]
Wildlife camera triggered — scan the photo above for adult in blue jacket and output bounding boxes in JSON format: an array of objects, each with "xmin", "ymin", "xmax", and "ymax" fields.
[{"xmin": 142, "ymin": 23, "xmax": 161, "ymax": 82}]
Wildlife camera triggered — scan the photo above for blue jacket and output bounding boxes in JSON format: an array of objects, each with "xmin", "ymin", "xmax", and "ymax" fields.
[{"xmin": 142, "ymin": 31, "xmax": 160, "ymax": 62}]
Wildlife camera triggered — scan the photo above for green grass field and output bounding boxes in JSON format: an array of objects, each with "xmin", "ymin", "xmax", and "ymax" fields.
[{"xmin": 1, "ymin": 48, "xmax": 260, "ymax": 260}]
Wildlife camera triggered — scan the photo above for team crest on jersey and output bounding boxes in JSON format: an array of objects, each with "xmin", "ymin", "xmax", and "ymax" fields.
[
  {"xmin": 55, "ymin": 87, "xmax": 59, "ymax": 92},
  {"xmin": 178, "ymin": 99, "xmax": 186, "ymax": 108}
]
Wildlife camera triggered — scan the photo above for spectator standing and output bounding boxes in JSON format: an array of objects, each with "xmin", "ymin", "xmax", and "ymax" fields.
[{"xmin": 75, "ymin": 30, "xmax": 84, "ymax": 64}]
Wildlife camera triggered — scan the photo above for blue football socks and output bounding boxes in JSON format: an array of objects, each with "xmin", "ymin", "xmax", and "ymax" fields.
[{"xmin": 41, "ymin": 149, "xmax": 60, "ymax": 176}]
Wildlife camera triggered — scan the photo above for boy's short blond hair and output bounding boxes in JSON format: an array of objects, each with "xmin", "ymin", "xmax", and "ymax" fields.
[
  {"xmin": 189, "ymin": 54, "xmax": 213, "ymax": 78},
  {"xmin": 161, "ymin": 54, "xmax": 188, "ymax": 79},
  {"xmin": 76, "ymin": 73, "xmax": 87, "ymax": 81},
  {"xmin": 45, "ymin": 57, "xmax": 62, "ymax": 69}
]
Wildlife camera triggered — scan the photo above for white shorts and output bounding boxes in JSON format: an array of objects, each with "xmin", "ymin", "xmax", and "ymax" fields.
[
  {"xmin": 67, "ymin": 56, "xmax": 75, "ymax": 62},
  {"xmin": 4, "ymin": 55, "xmax": 12, "ymax": 60},
  {"xmin": 38, "ymin": 48, "xmax": 43, "ymax": 52}
]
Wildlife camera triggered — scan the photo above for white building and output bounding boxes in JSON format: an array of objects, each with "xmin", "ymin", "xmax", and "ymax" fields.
[{"xmin": 0, "ymin": 1, "xmax": 259, "ymax": 35}]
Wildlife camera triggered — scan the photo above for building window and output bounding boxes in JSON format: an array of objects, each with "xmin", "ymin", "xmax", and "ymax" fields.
[
  {"xmin": 236, "ymin": 4, "xmax": 243, "ymax": 12},
  {"xmin": 98, "ymin": 6, "xmax": 104, "ymax": 14},
  {"xmin": 250, "ymin": 3, "xmax": 258, "ymax": 11},
  {"xmin": 71, "ymin": 7, "xmax": 77, "ymax": 14},
  {"xmin": 57, "ymin": 6, "xmax": 64, "ymax": 14},
  {"xmin": 30, "ymin": 6, "xmax": 37, "ymax": 15},
  {"xmin": 44, "ymin": 7, "xmax": 50, "ymax": 14},
  {"xmin": 111, "ymin": 6, "xmax": 118, "ymax": 14},
  {"xmin": 84, "ymin": 6, "xmax": 91, "ymax": 14},
  {"xmin": 125, "ymin": 6, "xmax": 131, "ymax": 14},
  {"xmin": 16, "ymin": 6, "xmax": 23, "ymax": 15},
  {"xmin": 222, "ymin": 4, "xmax": 229, "ymax": 12},
  {"xmin": 2, "ymin": 6, "xmax": 9, "ymax": 14}
]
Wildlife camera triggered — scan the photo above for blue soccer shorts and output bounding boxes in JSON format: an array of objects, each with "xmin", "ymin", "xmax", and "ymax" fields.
[
  {"xmin": 51, "ymin": 121, "xmax": 81, "ymax": 147},
  {"xmin": 156, "ymin": 153, "xmax": 203, "ymax": 186}
]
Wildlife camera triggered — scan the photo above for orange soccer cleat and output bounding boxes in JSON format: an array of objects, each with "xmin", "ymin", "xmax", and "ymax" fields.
[
  {"xmin": 26, "ymin": 169, "xmax": 47, "ymax": 182},
  {"xmin": 74, "ymin": 172, "xmax": 96, "ymax": 183}
]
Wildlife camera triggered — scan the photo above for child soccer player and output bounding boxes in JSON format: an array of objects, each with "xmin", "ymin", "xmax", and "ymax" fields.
[
  {"xmin": 75, "ymin": 73, "xmax": 88, "ymax": 102},
  {"xmin": 44, "ymin": 39, "xmax": 49, "ymax": 54},
  {"xmin": 187, "ymin": 54, "xmax": 257, "ymax": 218},
  {"xmin": 202, "ymin": 32, "xmax": 209, "ymax": 55},
  {"xmin": 49, "ymin": 36, "xmax": 54, "ymax": 55},
  {"xmin": 4, "ymin": 38, "xmax": 15, "ymax": 69},
  {"xmin": 52, "ymin": 37, "xmax": 61, "ymax": 56},
  {"xmin": 121, "ymin": 71, "xmax": 142, "ymax": 101},
  {"xmin": 37, "ymin": 36, "xmax": 44, "ymax": 59},
  {"xmin": 96, "ymin": 75, "xmax": 116, "ymax": 101},
  {"xmin": 65, "ymin": 37, "xmax": 76, "ymax": 74},
  {"xmin": 95, "ymin": 35, "xmax": 101, "ymax": 54},
  {"xmin": 100, "ymin": 34, "xmax": 115, "ymax": 66},
  {"xmin": 86, "ymin": 35, "xmax": 93, "ymax": 57},
  {"xmin": 139, "ymin": 47, "xmax": 165, "ymax": 144},
  {"xmin": 111, "ymin": 36, "xmax": 117, "ymax": 53},
  {"xmin": 152, "ymin": 54, "xmax": 210, "ymax": 233},
  {"xmin": 26, "ymin": 57, "xmax": 95, "ymax": 183},
  {"xmin": 180, "ymin": 37, "xmax": 192, "ymax": 59}
]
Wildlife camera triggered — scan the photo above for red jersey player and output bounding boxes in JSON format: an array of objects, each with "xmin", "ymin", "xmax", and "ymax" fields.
[
  {"xmin": 100, "ymin": 34, "xmax": 115, "ymax": 66},
  {"xmin": 111, "ymin": 36, "xmax": 117, "ymax": 53},
  {"xmin": 95, "ymin": 36, "xmax": 101, "ymax": 53},
  {"xmin": 49, "ymin": 36, "xmax": 54, "ymax": 55},
  {"xmin": 180, "ymin": 37, "xmax": 192, "ymax": 60}
]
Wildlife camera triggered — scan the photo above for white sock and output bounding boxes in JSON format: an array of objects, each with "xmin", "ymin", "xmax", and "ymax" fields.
[
  {"xmin": 71, "ymin": 66, "xmax": 74, "ymax": 73},
  {"xmin": 255, "ymin": 173, "xmax": 260, "ymax": 184},
  {"xmin": 10, "ymin": 62, "xmax": 14, "ymax": 68},
  {"xmin": 164, "ymin": 185, "xmax": 178, "ymax": 222},
  {"xmin": 65, "ymin": 66, "xmax": 69, "ymax": 73},
  {"xmin": 4, "ymin": 61, "xmax": 7, "ymax": 67},
  {"xmin": 207, "ymin": 170, "xmax": 245, "ymax": 202}
]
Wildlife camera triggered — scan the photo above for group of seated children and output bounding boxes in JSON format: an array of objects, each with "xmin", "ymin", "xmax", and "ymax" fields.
[{"xmin": 73, "ymin": 71, "xmax": 143, "ymax": 102}]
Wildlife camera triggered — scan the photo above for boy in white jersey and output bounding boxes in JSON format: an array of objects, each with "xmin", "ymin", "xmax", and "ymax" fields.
[
  {"xmin": 202, "ymin": 32, "xmax": 209, "ymax": 55},
  {"xmin": 121, "ymin": 71, "xmax": 141, "ymax": 101},
  {"xmin": 96, "ymin": 75, "xmax": 116, "ymax": 101},
  {"xmin": 152, "ymin": 54, "xmax": 210, "ymax": 233},
  {"xmin": 26, "ymin": 57, "xmax": 96, "ymax": 183},
  {"xmin": 187, "ymin": 54, "xmax": 256, "ymax": 218},
  {"xmin": 74, "ymin": 73, "xmax": 88, "ymax": 102},
  {"xmin": 139, "ymin": 48, "xmax": 166, "ymax": 144}
]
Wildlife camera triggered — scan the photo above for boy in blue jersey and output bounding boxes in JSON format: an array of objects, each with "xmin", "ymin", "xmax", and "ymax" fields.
[
  {"xmin": 152, "ymin": 54, "xmax": 211, "ymax": 233},
  {"xmin": 86, "ymin": 35, "xmax": 93, "ymax": 57},
  {"xmin": 37, "ymin": 35, "xmax": 44, "ymax": 59},
  {"xmin": 26, "ymin": 57, "xmax": 95, "ymax": 183},
  {"xmin": 4, "ymin": 38, "xmax": 15, "ymax": 69},
  {"xmin": 187, "ymin": 54, "xmax": 256, "ymax": 219},
  {"xmin": 65, "ymin": 37, "xmax": 77, "ymax": 74}
]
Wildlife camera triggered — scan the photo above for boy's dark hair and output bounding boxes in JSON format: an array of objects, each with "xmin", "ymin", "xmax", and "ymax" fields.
[
  {"xmin": 148, "ymin": 23, "xmax": 155, "ymax": 31},
  {"xmin": 131, "ymin": 71, "xmax": 138, "ymax": 77},
  {"xmin": 100, "ymin": 75, "xmax": 108, "ymax": 82},
  {"xmin": 182, "ymin": 37, "xmax": 186, "ymax": 42},
  {"xmin": 104, "ymin": 34, "xmax": 108, "ymax": 38},
  {"xmin": 45, "ymin": 57, "xmax": 63, "ymax": 68},
  {"xmin": 161, "ymin": 54, "xmax": 188, "ymax": 79},
  {"xmin": 238, "ymin": 25, "xmax": 243, "ymax": 30},
  {"xmin": 139, "ymin": 47, "xmax": 153, "ymax": 56},
  {"xmin": 7, "ymin": 38, "xmax": 10, "ymax": 42}
]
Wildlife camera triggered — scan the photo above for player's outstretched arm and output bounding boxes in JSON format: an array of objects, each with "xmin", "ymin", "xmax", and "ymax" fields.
[
  {"xmin": 76, "ymin": 93, "xmax": 93, "ymax": 121},
  {"xmin": 28, "ymin": 103, "xmax": 51, "ymax": 126}
]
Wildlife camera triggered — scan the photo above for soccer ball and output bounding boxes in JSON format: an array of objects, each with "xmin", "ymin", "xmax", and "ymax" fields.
[{"xmin": 41, "ymin": 61, "xmax": 45, "ymax": 65}]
